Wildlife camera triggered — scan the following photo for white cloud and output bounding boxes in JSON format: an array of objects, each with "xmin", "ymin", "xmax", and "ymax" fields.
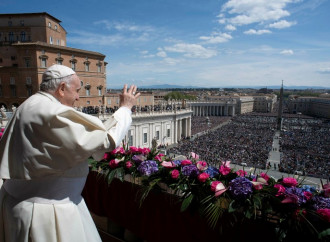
[
  {"xmin": 225, "ymin": 24, "xmax": 237, "ymax": 31},
  {"xmin": 269, "ymin": 20, "xmax": 297, "ymax": 29},
  {"xmin": 164, "ymin": 43, "xmax": 217, "ymax": 58},
  {"xmin": 156, "ymin": 50, "xmax": 167, "ymax": 58},
  {"xmin": 200, "ymin": 32, "xmax": 232, "ymax": 44},
  {"xmin": 280, "ymin": 49, "xmax": 294, "ymax": 55},
  {"xmin": 94, "ymin": 20, "xmax": 154, "ymax": 32},
  {"xmin": 244, "ymin": 29, "xmax": 272, "ymax": 35},
  {"xmin": 220, "ymin": 0, "xmax": 297, "ymax": 26},
  {"xmin": 318, "ymin": 67, "xmax": 330, "ymax": 74}
]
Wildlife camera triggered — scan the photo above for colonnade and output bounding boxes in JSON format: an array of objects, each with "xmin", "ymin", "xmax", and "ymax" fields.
[{"xmin": 190, "ymin": 103, "xmax": 236, "ymax": 117}]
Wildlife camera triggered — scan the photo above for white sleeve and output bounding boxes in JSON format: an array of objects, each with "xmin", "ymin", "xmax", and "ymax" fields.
[{"xmin": 108, "ymin": 107, "xmax": 132, "ymax": 147}]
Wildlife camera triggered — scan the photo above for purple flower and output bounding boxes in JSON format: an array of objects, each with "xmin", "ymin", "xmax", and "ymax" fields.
[
  {"xmin": 132, "ymin": 154, "xmax": 146, "ymax": 164},
  {"xmin": 228, "ymin": 177, "xmax": 253, "ymax": 199},
  {"xmin": 182, "ymin": 165, "xmax": 199, "ymax": 178},
  {"xmin": 311, "ymin": 196, "xmax": 330, "ymax": 210},
  {"xmin": 173, "ymin": 160, "xmax": 182, "ymax": 166},
  {"xmin": 137, "ymin": 160, "xmax": 158, "ymax": 176},
  {"xmin": 284, "ymin": 187, "xmax": 307, "ymax": 206},
  {"xmin": 205, "ymin": 166, "xmax": 220, "ymax": 178}
]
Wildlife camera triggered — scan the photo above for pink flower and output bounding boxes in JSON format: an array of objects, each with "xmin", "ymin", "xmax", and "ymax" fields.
[
  {"xmin": 129, "ymin": 146, "xmax": 139, "ymax": 153},
  {"xmin": 281, "ymin": 194, "xmax": 298, "ymax": 204},
  {"xmin": 111, "ymin": 147, "xmax": 125, "ymax": 155},
  {"xmin": 103, "ymin": 153, "xmax": 111, "ymax": 160},
  {"xmin": 171, "ymin": 169, "xmax": 180, "ymax": 179},
  {"xmin": 222, "ymin": 160, "xmax": 231, "ymax": 168},
  {"xmin": 236, "ymin": 170, "xmax": 247, "ymax": 177},
  {"xmin": 161, "ymin": 161, "xmax": 176, "ymax": 168},
  {"xmin": 139, "ymin": 147, "xmax": 150, "ymax": 155},
  {"xmin": 210, "ymin": 181, "xmax": 227, "ymax": 197},
  {"xmin": 322, "ymin": 183, "xmax": 330, "ymax": 198},
  {"xmin": 274, "ymin": 184, "xmax": 286, "ymax": 196},
  {"xmin": 219, "ymin": 166, "xmax": 231, "ymax": 175},
  {"xmin": 1, "ymin": 128, "xmax": 4, "ymax": 132},
  {"xmin": 252, "ymin": 183, "xmax": 263, "ymax": 190},
  {"xmin": 181, "ymin": 160, "xmax": 192, "ymax": 166},
  {"xmin": 154, "ymin": 155, "xmax": 162, "ymax": 162},
  {"xmin": 0, "ymin": 132, "xmax": 3, "ymax": 139},
  {"xmin": 260, "ymin": 173, "xmax": 270, "ymax": 181},
  {"xmin": 303, "ymin": 191, "xmax": 313, "ymax": 200},
  {"xmin": 251, "ymin": 177, "xmax": 268, "ymax": 190},
  {"xmin": 109, "ymin": 159, "xmax": 121, "ymax": 168},
  {"xmin": 196, "ymin": 161, "xmax": 208, "ymax": 171},
  {"xmin": 198, "ymin": 172, "xmax": 210, "ymax": 183},
  {"xmin": 317, "ymin": 208, "xmax": 330, "ymax": 222},
  {"xmin": 125, "ymin": 161, "xmax": 133, "ymax": 169},
  {"xmin": 190, "ymin": 152, "xmax": 199, "ymax": 159},
  {"xmin": 282, "ymin": 177, "xmax": 298, "ymax": 187}
]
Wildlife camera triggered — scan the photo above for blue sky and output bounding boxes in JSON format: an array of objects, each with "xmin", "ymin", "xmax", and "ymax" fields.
[{"xmin": 2, "ymin": 0, "xmax": 330, "ymax": 88}]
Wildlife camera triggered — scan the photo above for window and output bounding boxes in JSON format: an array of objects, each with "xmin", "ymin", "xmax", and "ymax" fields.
[
  {"xmin": 167, "ymin": 129, "xmax": 170, "ymax": 138},
  {"xmin": 97, "ymin": 65, "xmax": 101, "ymax": 73},
  {"xmin": 87, "ymin": 101, "xmax": 90, "ymax": 105},
  {"xmin": 10, "ymin": 77, "xmax": 15, "ymax": 85},
  {"xmin": 71, "ymin": 62, "xmax": 76, "ymax": 71},
  {"xmin": 80, "ymin": 81, "xmax": 84, "ymax": 87},
  {"xmin": 56, "ymin": 39, "xmax": 60, "ymax": 45},
  {"xmin": 98, "ymin": 87, "xmax": 102, "ymax": 96},
  {"xmin": 57, "ymin": 59, "xmax": 62, "ymax": 65},
  {"xmin": 128, "ymin": 130, "xmax": 133, "ymax": 146},
  {"xmin": 107, "ymin": 99, "xmax": 111, "ymax": 105},
  {"xmin": 48, "ymin": 22, "xmax": 51, "ymax": 28},
  {"xmin": 9, "ymin": 32, "xmax": 14, "ymax": 42},
  {"xmin": 20, "ymin": 20, "xmax": 24, "ymax": 26},
  {"xmin": 41, "ymin": 58, "xmax": 47, "ymax": 68},
  {"xmin": 86, "ymin": 88, "xmax": 90, "ymax": 96},
  {"xmin": 24, "ymin": 58, "xmax": 30, "ymax": 67},
  {"xmin": 20, "ymin": 31, "xmax": 26, "ymax": 41},
  {"xmin": 11, "ymin": 86, "xmax": 16, "ymax": 97},
  {"xmin": 26, "ymin": 77, "xmax": 32, "ymax": 85},
  {"xmin": 156, "ymin": 131, "xmax": 160, "ymax": 140},
  {"xmin": 50, "ymin": 36, "xmax": 53, "ymax": 44},
  {"xmin": 27, "ymin": 87, "xmax": 32, "ymax": 97},
  {"xmin": 85, "ymin": 62, "xmax": 89, "ymax": 71},
  {"xmin": 143, "ymin": 133, "xmax": 148, "ymax": 143},
  {"xmin": 54, "ymin": 25, "xmax": 57, "ymax": 30}
]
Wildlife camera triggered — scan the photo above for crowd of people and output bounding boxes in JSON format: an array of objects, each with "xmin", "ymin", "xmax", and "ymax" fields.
[
  {"xmin": 168, "ymin": 114, "xmax": 275, "ymax": 169},
  {"xmin": 190, "ymin": 116, "xmax": 231, "ymax": 135},
  {"xmin": 279, "ymin": 118, "xmax": 330, "ymax": 179},
  {"xmin": 168, "ymin": 113, "xmax": 329, "ymax": 179}
]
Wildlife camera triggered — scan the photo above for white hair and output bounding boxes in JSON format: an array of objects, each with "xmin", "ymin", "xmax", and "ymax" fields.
[{"xmin": 40, "ymin": 75, "xmax": 74, "ymax": 93}]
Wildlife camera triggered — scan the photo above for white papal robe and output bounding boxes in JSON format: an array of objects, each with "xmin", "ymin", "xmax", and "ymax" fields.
[{"xmin": 0, "ymin": 91, "xmax": 132, "ymax": 242}]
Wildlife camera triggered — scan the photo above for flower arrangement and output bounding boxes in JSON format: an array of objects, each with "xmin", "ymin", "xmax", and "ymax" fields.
[{"xmin": 91, "ymin": 145, "xmax": 330, "ymax": 241}]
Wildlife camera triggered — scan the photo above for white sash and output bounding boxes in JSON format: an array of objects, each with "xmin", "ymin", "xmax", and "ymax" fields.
[{"xmin": 3, "ymin": 177, "xmax": 87, "ymax": 204}]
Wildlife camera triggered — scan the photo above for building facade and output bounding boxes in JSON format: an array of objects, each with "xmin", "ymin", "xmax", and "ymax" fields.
[
  {"xmin": 0, "ymin": 12, "xmax": 107, "ymax": 109},
  {"xmin": 287, "ymin": 96, "xmax": 330, "ymax": 118}
]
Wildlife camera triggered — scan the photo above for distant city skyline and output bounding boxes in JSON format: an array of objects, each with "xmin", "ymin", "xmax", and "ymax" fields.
[{"xmin": 2, "ymin": 0, "xmax": 330, "ymax": 88}]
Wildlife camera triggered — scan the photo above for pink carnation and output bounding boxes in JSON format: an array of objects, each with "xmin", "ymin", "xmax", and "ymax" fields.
[
  {"xmin": 219, "ymin": 166, "xmax": 231, "ymax": 175},
  {"xmin": 139, "ymin": 147, "xmax": 150, "ymax": 155},
  {"xmin": 109, "ymin": 159, "xmax": 121, "ymax": 168},
  {"xmin": 198, "ymin": 172, "xmax": 210, "ymax": 183},
  {"xmin": 171, "ymin": 169, "xmax": 180, "ymax": 179},
  {"xmin": 274, "ymin": 184, "xmax": 286, "ymax": 196},
  {"xmin": 260, "ymin": 173, "xmax": 270, "ymax": 181},
  {"xmin": 129, "ymin": 146, "xmax": 139, "ymax": 153},
  {"xmin": 181, "ymin": 160, "xmax": 192, "ymax": 166},
  {"xmin": 317, "ymin": 209, "xmax": 330, "ymax": 222},
  {"xmin": 0, "ymin": 132, "xmax": 3, "ymax": 139},
  {"xmin": 210, "ymin": 181, "xmax": 226, "ymax": 197},
  {"xmin": 111, "ymin": 147, "xmax": 125, "ymax": 155},
  {"xmin": 103, "ymin": 153, "xmax": 111, "ymax": 160},
  {"xmin": 282, "ymin": 177, "xmax": 298, "ymax": 187},
  {"xmin": 125, "ymin": 161, "xmax": 133, "ymax": 169},
  {"xmin": 236, "ymin": 170, "xmax": 247, "ymax": 177},
  {"xmin": 303, "ymin": 191, "xmax": 313, "ymax": 200},
  {"xmin": 1, "ymin": 128, "xmax": 4, "ymax": 132},
  {"xmin": 196, "ymin": 161, "xmax": 208, "ymax": 171}
]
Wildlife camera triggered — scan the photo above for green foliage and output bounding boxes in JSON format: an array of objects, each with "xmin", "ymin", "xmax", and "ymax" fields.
[{"xmin": 164, "ymin": 91, "xmax": 196, "ymax": 101}]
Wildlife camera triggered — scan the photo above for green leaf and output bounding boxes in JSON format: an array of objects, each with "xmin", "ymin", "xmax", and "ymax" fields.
[
  {"xmin": 180, "ymin": 193, "xmax": 194, "ymax": 212},
  {"xmin": 228, "ymin": 200, "xmax": 236, "ymax": 213},
  {"xmin": 319, "ymin": 228, "xmax": 330, "ymax": 239}
]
